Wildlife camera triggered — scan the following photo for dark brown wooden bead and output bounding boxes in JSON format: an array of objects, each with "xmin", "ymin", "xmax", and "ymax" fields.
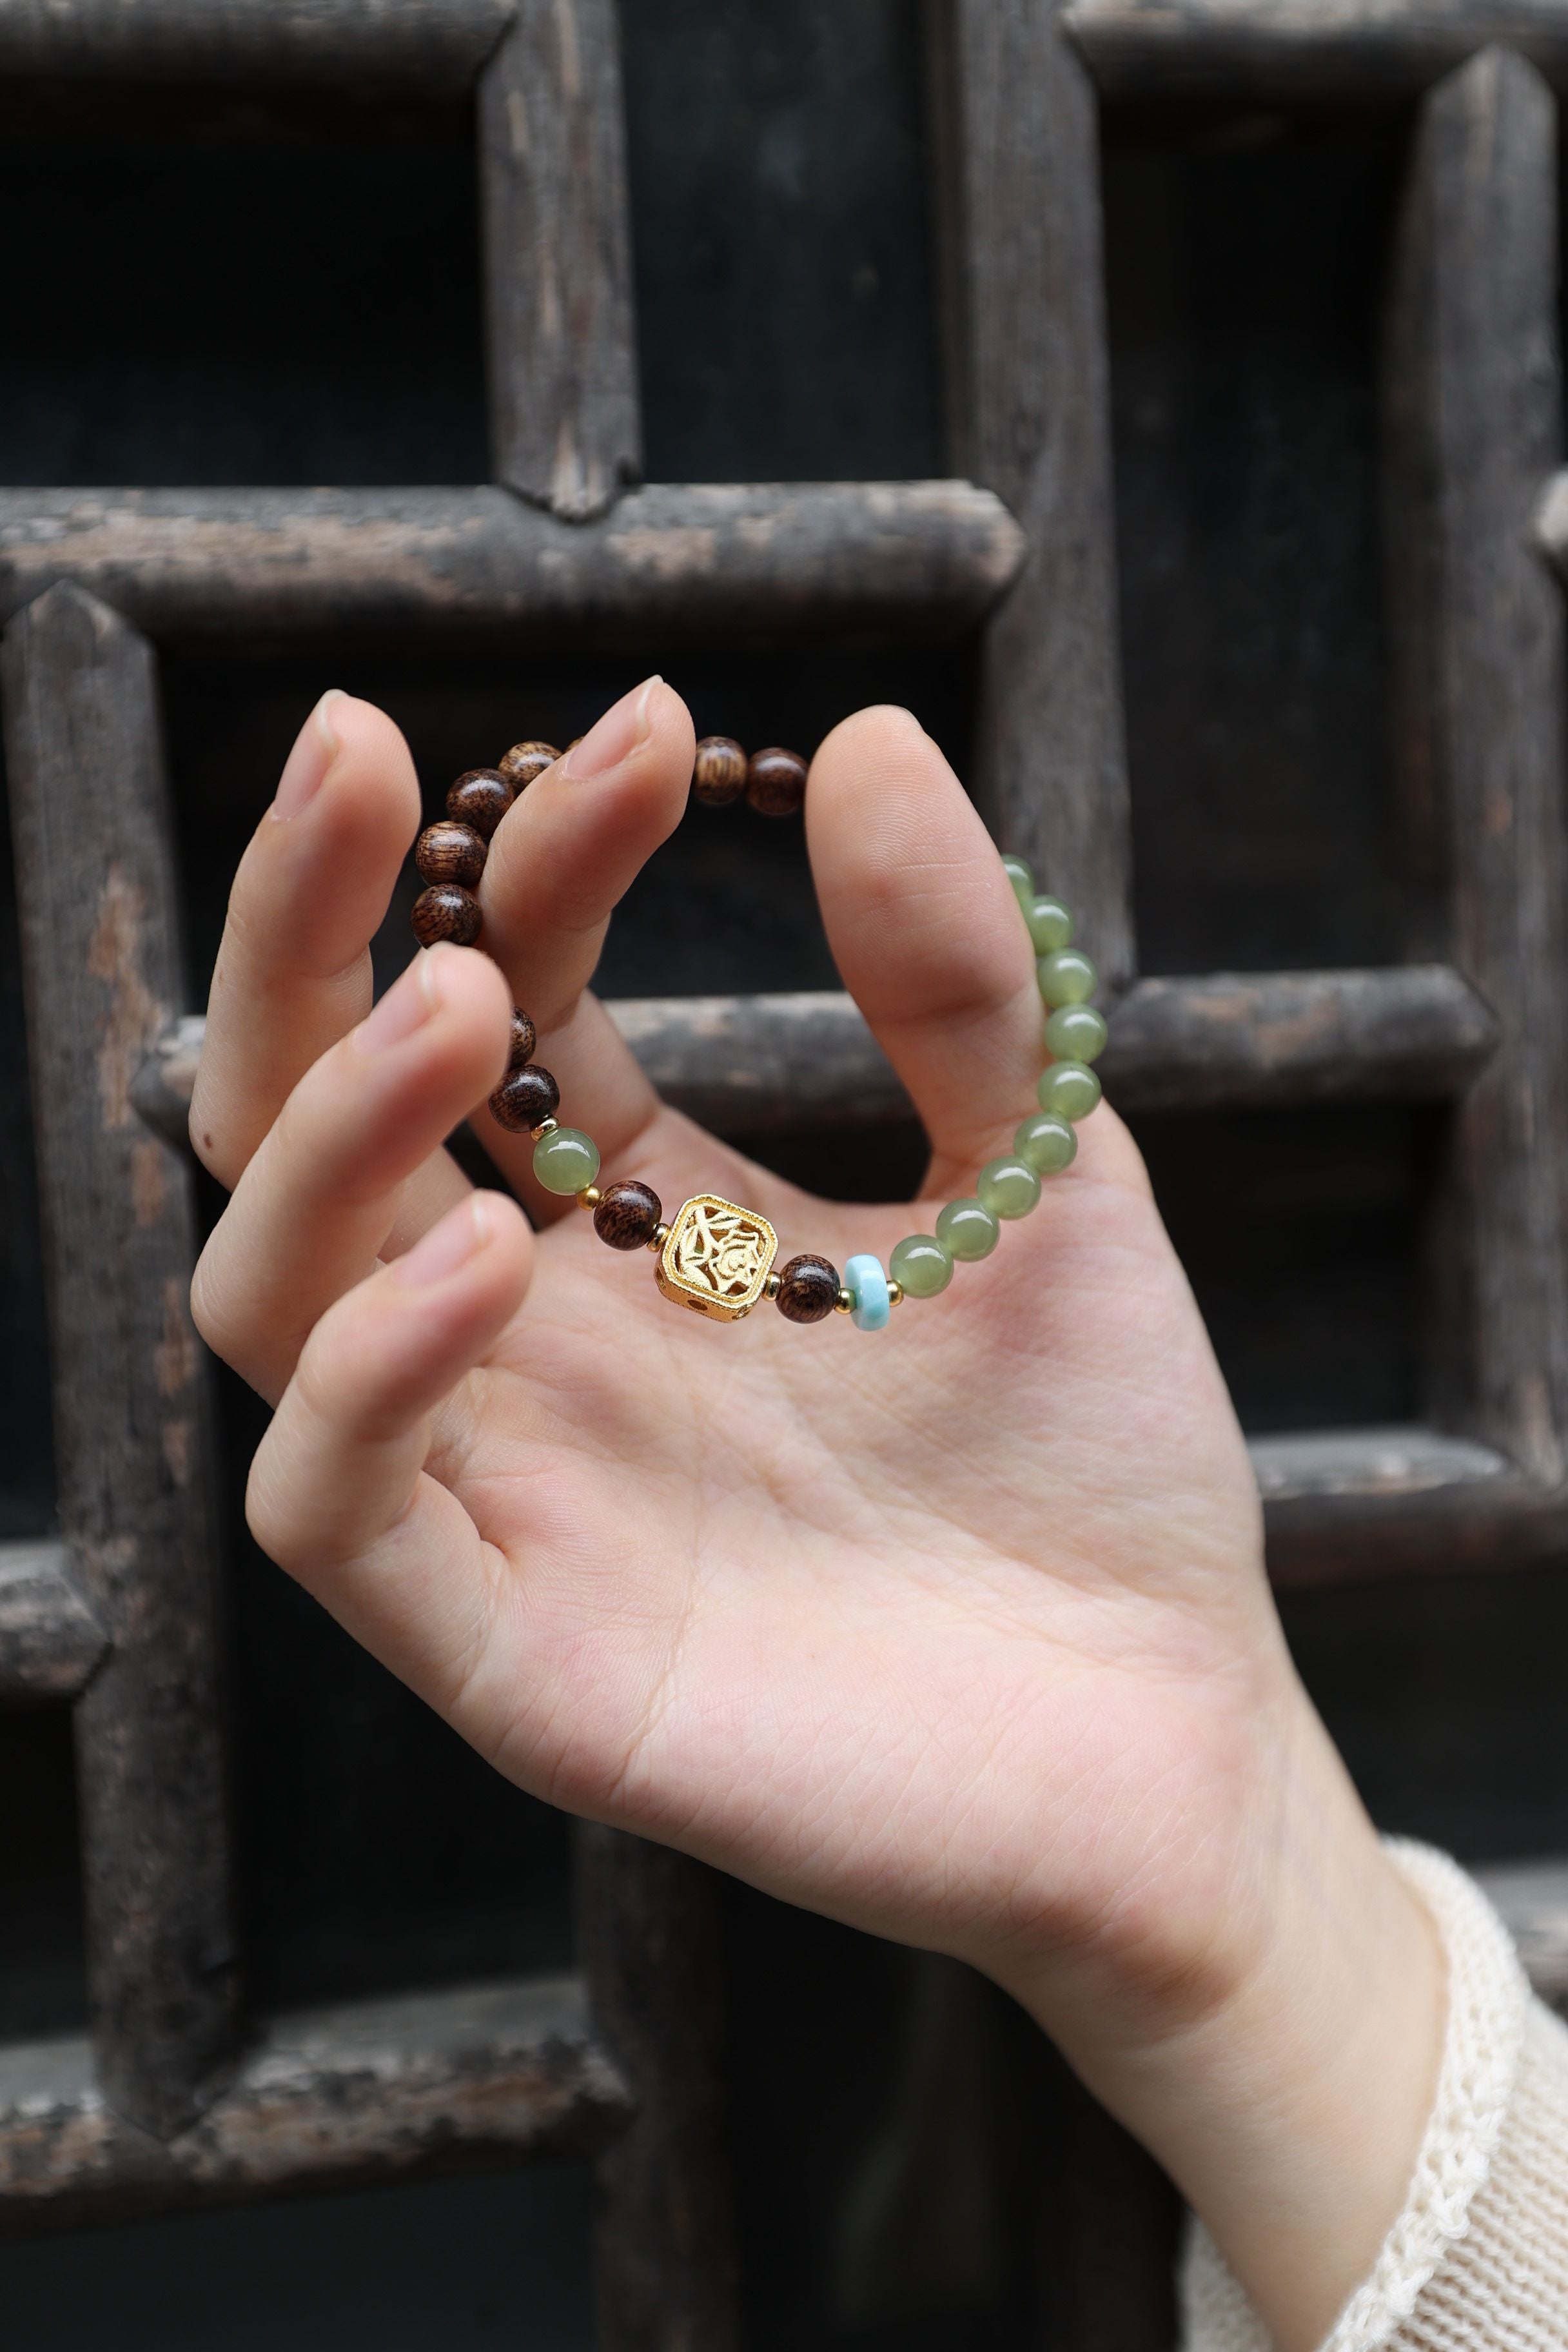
[
  {"xmin": 593, "ymin": 1179, "xmax": 663, "ymax": 1251},
  {"xmin": 411, "ymin": 882, "xmax": 482, "ymax": 948},
  {"xmin": 747, "ymin": 745, "xmax": 808, "ymax": 816},
  {"xmin": 775, "ymin": 1253, "xmax": 840, "ymax": 1324},
  {"xmin": 446, "ymin": 767, "xmax": 513, "ymax": 839},
  {"xmin": 691, "ymin": 736, "xmax": 747, "ymax": 806},
  {"xmin": 498, "ymin": 740, "xmax": 560, "ymax": 789},
  {"xmin": 509, "ymin": 1007, "xmax": 538, "ymax": 1069},
  {"xmin": 489, "ymin": 1063, "xmax": 560, "ymax": 1133},
  {"xmin": 415, "ymin": 819, "xmax": 487, "ymax": 890}
]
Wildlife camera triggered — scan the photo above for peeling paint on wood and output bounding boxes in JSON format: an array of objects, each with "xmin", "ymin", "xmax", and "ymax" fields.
[
  {"xmin": 0, "ymin": 1540, "xmax": 107, "ymax": 1701},
  {"xmin": 934, "ymin": 0, "xmax": 1136, "ymax": 989},
  {"xmin": 1382, "ymin": 52, "xmax": 1568, "ymax": 1485},
  {"xmin": 0, "ymin": 1973, "xmax": 630, "ymax": 2237},
  {"xmin": 480, "ymin": 0, "xmax": 640, "ymax": 519},
  {"xmin": 1, "ymin": 582, "xmax": 239, "ymax": 2141},
  {"xmin": 0, "ymin": 483, "xmax": 1026, "ymax": 646}
]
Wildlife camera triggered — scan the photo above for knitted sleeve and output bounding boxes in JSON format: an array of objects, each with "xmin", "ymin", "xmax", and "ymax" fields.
[{"xmin": 1180, "ymin": 1841, "xmax": 1568, "ymax": 2352}]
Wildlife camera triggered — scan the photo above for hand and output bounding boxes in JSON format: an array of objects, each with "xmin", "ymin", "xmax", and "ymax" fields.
[{"xmin": 191, "ymin": 680, "xmax": 1441, "ymax": 2348}]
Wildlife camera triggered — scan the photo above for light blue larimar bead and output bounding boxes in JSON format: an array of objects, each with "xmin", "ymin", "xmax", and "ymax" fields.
[{"xmin": 844, "ymin": 1253, "xmax": 891, "ymax": 1332}]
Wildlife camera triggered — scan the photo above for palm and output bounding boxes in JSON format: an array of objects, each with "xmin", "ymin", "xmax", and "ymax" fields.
[{"xmin": 431, "ymin": 1099, "xmax": 1271, "ymax": 1986}]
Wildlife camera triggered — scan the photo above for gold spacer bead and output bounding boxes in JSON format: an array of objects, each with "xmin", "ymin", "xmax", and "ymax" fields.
[
  {"xmin": 531, "ymin": 1115, "xmax": 559, "ymax": 1142},
  {"xmin": 576, "ymin": 1184, "xmax": 602, "ymax": 1211},
  {"xmin": 647, "ymin": 1222, "xmax": 671, "ymax": 1252},
  {"xmin": 887, "ymin": 1279, "xmax": 905, "ymax": 1308},
  {"xmin": 764, "ymin": 1270, "xmax": 781, "ymax": 1300},
  {"xmin": 834, "ymin": 1286, "xmax": 854, "ymax": 1315}
]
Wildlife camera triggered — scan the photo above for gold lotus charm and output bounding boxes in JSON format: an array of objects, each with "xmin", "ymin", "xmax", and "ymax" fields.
[{"xmin": 655, "ymin": 1194, "xmax": 779, "ymax": 1322}]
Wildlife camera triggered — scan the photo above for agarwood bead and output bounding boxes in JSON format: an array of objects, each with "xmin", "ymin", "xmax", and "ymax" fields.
[
  {"xmin": 775, "ymin": 1253, "xmax": 840, "ymax": 1324},
  {"xmin": 509, "ymin": 1008, "xmax": 538, "ymax": 1069},
  {"xmin": 747, "ymin": 745, "xmax": 808, "ymax": 816},
  {"xmin": 415, "ymin": 819, "xmax": 487, "ymax": 890},
  {"xmin": 446, "ymin": 768, "xmax": 513, "ymax": 839},
  {"xmin": 593, "ymin": 1179, "xmax": 663, "ymax": 1251},
  {"xmin": 489, "ymin": 1063, "xmax": 560, "ymax": 1133},
  {"xmin": 411, "ymin": 883, "xmax": 482, "ymax": 948},
  {"xmin": 499, "ymin": 740, "xmax": 560, "ymax": 789},
  {"xmin": 692, "ymin": 736, "xmax": 748, "ymax": 806}
]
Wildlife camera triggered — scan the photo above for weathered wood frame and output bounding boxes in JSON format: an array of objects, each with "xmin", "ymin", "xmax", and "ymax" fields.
[{"xmin": 3, "ymin": 3, "xmax": 1568, "ymax": 2348}]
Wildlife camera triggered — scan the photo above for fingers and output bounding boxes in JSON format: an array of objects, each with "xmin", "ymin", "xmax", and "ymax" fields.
[
  {"xmin": 191, "ymin": 689, "xmax": 418, "ymax": 1186},
  {"xmin": 475, "ymin": 677, "xmax": 720, "ymax": 1216},
  {"xmin": 192, "ymin": 944, "xmax": 513, "ymax": 1404},
  {"xmin": 245, "ymin": 1190, "xmax": 532, "ymax": 1717},
  {"xmin": 805, "ymin": 707, "xmax": 1046, "ymax": 1191}
]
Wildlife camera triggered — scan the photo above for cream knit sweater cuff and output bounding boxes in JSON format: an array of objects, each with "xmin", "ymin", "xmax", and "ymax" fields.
[{"xmin": 1180, "ymin": 1841, "xmax": 1568, "ymax": 2351}]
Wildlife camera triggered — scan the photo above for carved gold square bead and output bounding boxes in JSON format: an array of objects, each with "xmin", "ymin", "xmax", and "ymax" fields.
[{"xmin": 655, "ymin": 1194, "xmax": 779, "ymax": 1322}]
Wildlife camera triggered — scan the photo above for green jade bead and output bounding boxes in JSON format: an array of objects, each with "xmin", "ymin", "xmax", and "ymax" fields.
[
  {"xmin": 1037, "ymin": 1059, "xmax": 1102, "ymax": 1122},
  {"xmin": 889, "ymin": 1234, "xmax": 954, "ymax": 1298},
  {"xmin": 935, "ymin": 1197, "xmax": 1000, "ymax": 1261},
  {"xmin": 1044, "ymin": 1003, "xmax": 1108, "ymax": 1064},
  {"xmin": 534, "ymin": 1126, "xmax": 600, "ymax": 1193},
  {"xmin": 977, "ymin": 1155, "xmax": 1041, "ymax": 1220},
  {"xmin": 1025, "ymin": 894, "xmax": 1073, "ymax": 954},
  {"xmin": 1001, "ymin": 853, "xmax": 1034, "ymax": 903},
  {"xmin": 1037, "ymin": 947, "xmax": 1098, "ymax": 1006},
  {"xmin": 1015, "ymin": 1112, "xmax": 1077, "ymax": 1175}
]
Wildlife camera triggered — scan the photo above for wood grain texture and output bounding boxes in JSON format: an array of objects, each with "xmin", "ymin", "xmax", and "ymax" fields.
[
  {"xmin": 577, "ymin": 1828, "xmax": 738, "ymax": 2352},
  {"xmin": 480, "ymin": 0, "xmax": 640, "ymax": 518},
  {"xmin": 0, "ymin": 483, "xmax": 1024, "ymax": 646},
  {"xmin": 0, "ymin": 1972, "xmax": 629, "ymax": 2239},
  {"xmin": 0, "ymin": 0, "xmax": 511, "ymax": 86},
  {"xmin": 1101, "ymin": 963, "xmax": 1497, "ymax": 1109},
  {"xmin": 133, "ymin": 967, "xmax": 1498, "ymax": 1151},
  {"xmin": 1065, "ymin": 0, "xmax": 1568, "ymax": 106},
  {"xmin": 932, "ymin": 0, "xmax": 1135, "ymax": 988},
  {"xmin": 0, "ymin": 1538, "xmax": 107, "ymax": 1702},
  {"xmin": 1381, "ymin": 50, "xmax": 1568, "ymax": 1484},
  {"xmin": 1, "ymin": 583, "xmax": 239, "ymax": 2141}
]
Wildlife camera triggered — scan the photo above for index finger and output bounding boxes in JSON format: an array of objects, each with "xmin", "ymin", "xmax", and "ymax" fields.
[{"xmin": 191, "ymin": 691, "xmax": 424, "ymax": 1188}]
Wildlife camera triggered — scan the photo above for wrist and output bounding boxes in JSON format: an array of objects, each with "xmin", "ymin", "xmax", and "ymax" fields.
[{"xmin": 999, "ymin": 1681, "xmax": 1445, "ymax": 2352}]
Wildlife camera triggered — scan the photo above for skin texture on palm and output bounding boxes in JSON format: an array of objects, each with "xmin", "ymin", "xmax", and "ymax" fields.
[{"xmin": 191, "ymin": 683, "xmax": 1442, "ymax": 2351}]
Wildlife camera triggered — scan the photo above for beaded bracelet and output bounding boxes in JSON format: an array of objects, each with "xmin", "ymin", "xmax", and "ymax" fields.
[{"xmin": 406, "ymin": 733, "xmax": 1106, "ymax": 1329}]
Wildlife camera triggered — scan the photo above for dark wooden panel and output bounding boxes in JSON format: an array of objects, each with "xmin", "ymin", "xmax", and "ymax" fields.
[
  {"xmin": 479, "ymin": 0, "xmax": 641, "ymax": 518},
  {"xmin": 0, "ymin": 1972, "xmax": 628, "ymax": 2239},
  {"xmin": 933, "ymin": 0, "xmax": 1135, "ymax": 988},
  {"xmin": 0, "ymin": 483, "xmax": 1024, "ymax": 646},
  {"xmin": 578, "ymin": 1828, "xmax": 737, "ymax": 2352},
  {"xmin": 1102, "ymin": 965, "xmax": 1495, "ymax": 1108},
  {"xmin": 1, "ymin": 584, "xmax": 238, "ymax": 2141},
  {"xmin": 133, "ymin": 967, "xmax": 1496, "ymax": 1152},
  {"xmin": 1066, "ymin": 0, "xmax": 1568, "ymax": 107},
  {"xmin": 0, "ymin": 1540, "xmax": 106, "ymax": 1703},
  {"xmin": 1381, "ymin": 50, "xmax": 1568, "ymax": 1480},
  {"xmin": 0, "ymin": 0, "xmax": 511, "ymax": 85}
]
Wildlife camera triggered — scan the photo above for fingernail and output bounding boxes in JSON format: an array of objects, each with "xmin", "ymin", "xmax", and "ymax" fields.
[
  {"xmin": 563, "ymin": 676, "xmax": 663, "ymax": 778},
  {"xmin": 391, "ymin": 1197, "xmax": 492, "ymax": 1289},
  {"xmin": 270, "ymin": 689, "xmax": 347, "ymax": 820},
  {"xmin": 354, "ymin": 947, "xmax": 445, "ymax": 1055}
]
